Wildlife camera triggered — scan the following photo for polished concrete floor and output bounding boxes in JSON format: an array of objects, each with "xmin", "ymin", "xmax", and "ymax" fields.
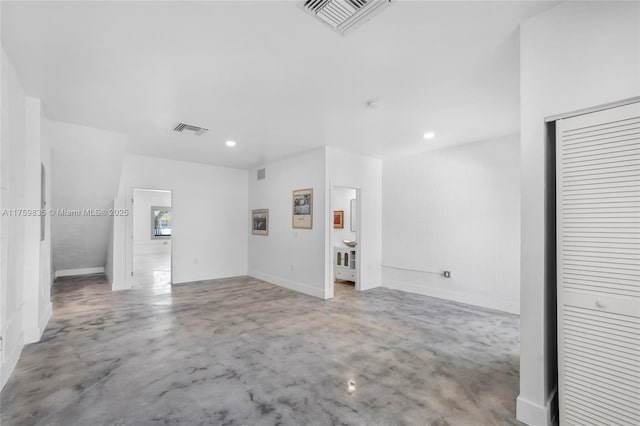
[
  {"xmin": 1, "ymin": 275, "xmax": 521, "ymax": 425},
  {"xmin": 133, "ymin": 252, "xmax": 171, "ymax": 291}
]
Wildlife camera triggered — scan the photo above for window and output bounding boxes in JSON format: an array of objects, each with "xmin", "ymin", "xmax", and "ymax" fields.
[{"xmin": 151, "ymin": 206, "xmax": 172, "ymax": 239}]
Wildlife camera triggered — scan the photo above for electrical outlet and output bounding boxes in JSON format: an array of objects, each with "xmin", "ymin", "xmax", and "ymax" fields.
[{"xmin": 443, "ymin": 271, "xmax": 451, "ymax": 278}]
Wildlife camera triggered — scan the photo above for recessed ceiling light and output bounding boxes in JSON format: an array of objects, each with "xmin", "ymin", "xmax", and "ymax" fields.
[
  {"xmin": 225, "ymin": 140, "xmax": 236, "ymax": 147},
  {"xmin": 423, "ymin": 132, "xmax": 435, "ymax": 140}
]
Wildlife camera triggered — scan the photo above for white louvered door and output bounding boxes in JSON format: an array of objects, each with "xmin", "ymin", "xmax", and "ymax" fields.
[{"xmin": 557, "ymin": 101, "xmax": 640, "ymax": 426}]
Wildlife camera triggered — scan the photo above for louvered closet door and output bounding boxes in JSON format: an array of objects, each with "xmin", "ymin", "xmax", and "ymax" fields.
[{"xmin": 557, "ymin": 101, "xmax": 640, "ymax": 426}]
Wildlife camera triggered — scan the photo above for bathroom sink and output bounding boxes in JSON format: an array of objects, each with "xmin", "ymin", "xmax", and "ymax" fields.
[{"xmin": 342, "ymin": 240, "xmax": 357, "ymax": 247}]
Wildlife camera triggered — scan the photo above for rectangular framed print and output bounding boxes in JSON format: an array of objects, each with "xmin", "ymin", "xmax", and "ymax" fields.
[
  {"xmin": 252, "ymin": 209, "xmax": 269, "ymax": 235},
  {"xmin": 292, "ymin": 188, "xmax": 313, "ymax": 229}
]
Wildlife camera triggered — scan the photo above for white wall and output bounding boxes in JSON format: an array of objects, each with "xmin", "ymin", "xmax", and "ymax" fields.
[
  {"xmin": 22, "ymin": 98, "xmax": 52, "ymax": 344},
  {"xmin": 0, "ymin": 49, "xmax": 52, "ymax": 389},
  {"xmin": 108, "ymin": 196, "xmax": 126, "ymax": 288},
  {"xmin": 111, "ymin": 154, "xmax": 248, "ymax": 289},
  {"xmin": 105, "ymin": 199, "xmax": 115, "ymax": 286},
  {"xmin": 331, "ymin": 187, "xmax": 356, "ymax": 243},
  {"xmin": 326, "ymin": 147, "xmax": 382, "ymax": 295},
  {"xmin": 133, "ymin": 189, "xmax": 171, "ymax": 255},
  {"xmin": 22, "ymin": 98, "xmax": 40, "ymax": 343},
  {"xmin": 0, "ymin": 47, "xmax": 26, "ymax": 390},
  {"xmin": 38, "ymin": 113, "xmax": 52, "ymax": 337},
  {"xmin": 248, "ymin": 148, "xmax": 327, "ymax": 298},
  {"xmin": 381, "ymin": 135, "xmax": 521, "ymax": 314},
  {"xmin": 49, "ymin": 121, "xmax": 127, "ymax": 274},
  {"xmin": 518, "ymin": 2, "xmax": 640, "ymax": 425}
]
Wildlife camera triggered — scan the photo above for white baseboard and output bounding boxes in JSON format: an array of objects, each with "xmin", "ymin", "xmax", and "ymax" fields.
[
  {"xmin": 55, "ymin": 267, "xmax": 104, "ymax": 279},
  {"xmin": 111, "ymin": 280, "xmax": 131, "ymax": 291},
  {"xmin": 0, "ymin": 331, "xmax": 24, "ymax": 391},
  {"xmin": 39, "ymin": 301, "xmax": 52, "ymax": 334},
  {"xmin": 383, "ymin": 279, "xmax": 520, "ymax": 315},
  {"xmin": 516, "ymin": 389, "xmax": 558, "ymax": 426},
  {"xmin": 249, "ymin": 270, "xmax": 324, "ymax": 299},
  {"xmin": 359, "ymin": 281, "xmax": 381, "ymax": 292},
  {"xmin": 23, "ymin": 327, "xmax": 41, "ymax": 344},
  {"xmin": 23, "ymin": 301, "xmax": 52, "ymax": 344}
]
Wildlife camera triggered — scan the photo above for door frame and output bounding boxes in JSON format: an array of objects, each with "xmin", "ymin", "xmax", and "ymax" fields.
[
  {"xmin": 327, "ymin": 184, "xmax": 361, "ymax": 298},
  {"xmin": 127, "ymin": 187, "xmax": 173, "ymax": 288},
  {"xmin": 548, "ymin": 96, "xmax": 640, "ymax": 424}
]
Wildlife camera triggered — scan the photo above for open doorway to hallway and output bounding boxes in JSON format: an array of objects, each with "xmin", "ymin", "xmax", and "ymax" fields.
[
  {"xmin": 332, "ymin": 186, "xmax": 358, "ymax": 297},
  {"xmin": 132, "ymin": 188, "xmax": 172, "ymax": 291}
]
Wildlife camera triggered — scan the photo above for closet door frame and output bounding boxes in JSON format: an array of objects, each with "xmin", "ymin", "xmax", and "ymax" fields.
[{"xmin": 554, "ymin": 99, "xmax": 640, "ymax": 426}]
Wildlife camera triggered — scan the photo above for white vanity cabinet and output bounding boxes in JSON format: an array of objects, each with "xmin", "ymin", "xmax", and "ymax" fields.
[{"xmin": 334, "ymin": 247, "xmax": 356, "ymax": 282}]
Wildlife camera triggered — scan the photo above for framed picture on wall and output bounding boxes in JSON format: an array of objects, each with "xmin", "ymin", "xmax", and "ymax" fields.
[
  {"xmin": 333, "ymin": 210, "xmax": 344, "ymax": 229},
  {"xmin": 252, "ymin": 209, "xmax": 269, "ymax": 235},
  {"xmin": 292, "ymin": 188, "xmax": 313, "ymax": 229}
]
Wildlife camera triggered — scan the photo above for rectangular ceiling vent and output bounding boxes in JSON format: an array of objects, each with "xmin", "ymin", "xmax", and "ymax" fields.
[
  {"xmin": 299, "ymin": 0, "xmax": 391, "ymax": 36},
  {"xmin": 173, "ymin": 123, "xmax": 208, "ymax": 136}
]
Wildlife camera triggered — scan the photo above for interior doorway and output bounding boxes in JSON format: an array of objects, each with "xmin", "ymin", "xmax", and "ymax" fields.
[
  {"xmin": 331, "ymin": 186, "xmax": 359, "ymax": 297},
  {"xmin": 132, "ymin": 188, "xmax": 172, "ymax": 291}
]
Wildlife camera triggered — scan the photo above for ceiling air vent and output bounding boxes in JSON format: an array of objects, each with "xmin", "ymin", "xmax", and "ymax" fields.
[
  {"xmin": 173, "ymin": 123, "xmax": 208, "ymax": 136},
  {"xmin": 299, "ymin": 0, "xmax": 391, "ymax": 36}
]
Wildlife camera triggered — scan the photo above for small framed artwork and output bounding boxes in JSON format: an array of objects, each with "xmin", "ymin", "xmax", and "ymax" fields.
[
  {"xmin": 252, "ymin": 209, "xmax": 269, "ymax": 235},
  {"xmin": 333, "ymin": 210, "xmax": 344, "ymax": 229},
  {"xmin": 292, "ymin": 188, "xmax": 313, "ymax": 229}
]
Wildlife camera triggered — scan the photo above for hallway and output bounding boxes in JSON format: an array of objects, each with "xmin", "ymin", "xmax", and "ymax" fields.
[
  {"xmin": 133, "ymin": 252, "xmax": 171, "ymax": 291},
  {"xmin": 1, "ymin": 275, "xmax": 521, "ymax": 425}
]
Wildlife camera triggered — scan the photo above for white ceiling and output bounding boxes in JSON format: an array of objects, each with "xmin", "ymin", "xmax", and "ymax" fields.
[{"xmin": 2, "ymin": 1, "xmax": 557, "ymax": 169}]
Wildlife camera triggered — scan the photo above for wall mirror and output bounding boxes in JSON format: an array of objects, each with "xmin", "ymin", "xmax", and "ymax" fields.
[{"xmin": 350, "ymin": 199, "xmax": 357, "ymax": 232}]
